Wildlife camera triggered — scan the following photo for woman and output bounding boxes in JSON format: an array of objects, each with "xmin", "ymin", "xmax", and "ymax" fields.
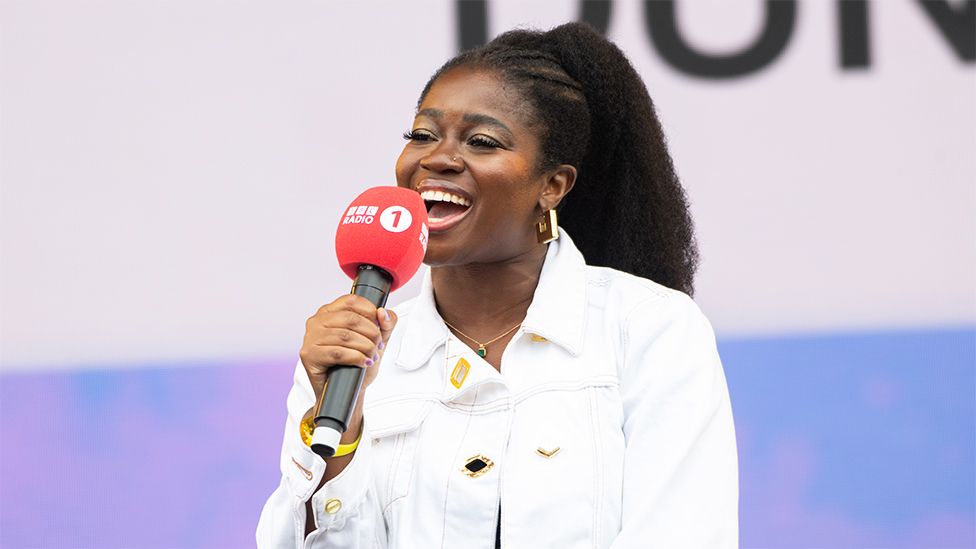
[{"xmin": 258, "ymin": 23, "xmax": 737, "ymax": 548}]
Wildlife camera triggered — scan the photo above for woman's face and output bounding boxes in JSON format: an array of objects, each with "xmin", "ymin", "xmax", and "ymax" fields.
[{"xmin": 396, "ymin": 66, "xmax": 555, "ymax": 267}]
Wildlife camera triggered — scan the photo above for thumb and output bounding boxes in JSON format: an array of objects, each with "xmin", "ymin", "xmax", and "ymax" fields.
[{"xmin": 376, "ymin": 307, "xmax": 398, "ymax": 351}]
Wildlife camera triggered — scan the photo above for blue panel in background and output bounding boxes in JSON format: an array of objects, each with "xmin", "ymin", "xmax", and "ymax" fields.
[
  {"xmin": 723, "ymin": 327, "xmax": 975, "ymax": 548},
  {"xmin": 1, "ymin": 328, "xmax": 973, "ymax": 548}
]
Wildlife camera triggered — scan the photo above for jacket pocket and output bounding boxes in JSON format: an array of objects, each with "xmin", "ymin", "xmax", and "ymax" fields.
[
  {"xmin": 506, "ymin": 381, "xmax": 623, "ymax": 548},
  {"xmin": 365, "ymin": 398, "xmax": 431, "ymax": 514}
]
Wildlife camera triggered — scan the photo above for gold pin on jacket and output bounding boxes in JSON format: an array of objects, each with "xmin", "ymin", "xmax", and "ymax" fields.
[
  {"xmin": 450, "ymin": 357, "xmax": 470, "ymax": 388},
  {"xmin": 461, "ymin": 454, "xmax": 494, "ymax": 478},
  {"xmin": 535, "ymin": 447, "xmax": 561, "ymax": 458}
]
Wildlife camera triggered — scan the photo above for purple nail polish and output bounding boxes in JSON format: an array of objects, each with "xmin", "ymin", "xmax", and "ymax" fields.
[
  {"xmin": 372, "ymin": 353, "xmax": 379, "ymax": 362},
  {"xmin": 378, "ymin": 341, "xmax": 385, "ymax": 351},
  {"xmin": 384, "ymin": 310, "xmax": 391, "ymax": 322},
  {"xmin": 365, "ymin": 358, "xmax": 374, "ymax": 367}
]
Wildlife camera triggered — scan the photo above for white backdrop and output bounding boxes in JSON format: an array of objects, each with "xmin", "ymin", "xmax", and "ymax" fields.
[{"xmin": 2, "ymin": 0, "xmax": 974, "ymax": 370}]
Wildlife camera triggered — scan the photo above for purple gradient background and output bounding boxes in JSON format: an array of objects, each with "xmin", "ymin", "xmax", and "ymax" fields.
[
  {"xmin": 1, "ymin": 361, "xmax": 291, "ymax": 548},
  {"xmin": 1, "ymin": 328, "xmax": 974, "ymax": 548}
]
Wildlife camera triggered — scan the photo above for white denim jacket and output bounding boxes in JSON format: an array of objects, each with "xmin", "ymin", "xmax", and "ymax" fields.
[{"xmin": 257, "ymin": 233, "xmax": 738, "ymax": 548}]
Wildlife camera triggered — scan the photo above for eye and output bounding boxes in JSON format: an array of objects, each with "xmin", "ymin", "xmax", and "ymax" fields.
[
  {"xmin": 468, "ymin": 135, "xmax": 502, "ymax": 149},
  {"xmin": 403, "ymin": 129, "xmax": 436, "ymax": 142}
]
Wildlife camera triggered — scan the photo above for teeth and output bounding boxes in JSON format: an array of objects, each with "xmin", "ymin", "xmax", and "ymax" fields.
[{"xmin": 420, "ymin": 190, "xmax": 471, "ymax": 207}]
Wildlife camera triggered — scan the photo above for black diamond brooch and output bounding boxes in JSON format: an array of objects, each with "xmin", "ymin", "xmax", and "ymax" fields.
[{"xmin": 461, "ymin": 454, "xmax": 494, "ymax": 478}]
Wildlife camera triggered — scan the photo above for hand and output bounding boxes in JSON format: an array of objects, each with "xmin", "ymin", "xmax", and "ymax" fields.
[{"xmin": 299, "ymin": 294, "xmax": 398, "ymax": 406}]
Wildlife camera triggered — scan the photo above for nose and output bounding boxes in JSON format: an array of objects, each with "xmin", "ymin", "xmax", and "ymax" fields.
[{"xmin": 419, "ymin": 142, "xmax": 464, "ymax": 173}]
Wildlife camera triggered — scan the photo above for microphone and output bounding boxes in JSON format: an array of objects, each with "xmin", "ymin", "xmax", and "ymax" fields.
[{"xmin": 311, "ymin": 186, "xmax": 429, "ymax": 458}]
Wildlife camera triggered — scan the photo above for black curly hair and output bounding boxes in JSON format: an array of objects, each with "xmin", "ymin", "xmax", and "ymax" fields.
[{"xmin": 418, "ymin": 22, "xmax": 700, "ymax": 296}]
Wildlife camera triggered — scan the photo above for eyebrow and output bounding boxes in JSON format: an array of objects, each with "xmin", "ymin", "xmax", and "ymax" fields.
[{"xmin": 417, "ymin": 108, "xmax": 513, "ymax": 135}]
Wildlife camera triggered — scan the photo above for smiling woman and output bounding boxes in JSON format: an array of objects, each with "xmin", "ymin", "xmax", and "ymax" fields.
[
  {"xmin": 258, "ymin": 22, "xmax": 737, "ymax": 549},
  {"xmin": 397, "ymin": 67, "xmax": 568, "ymax": 269}
]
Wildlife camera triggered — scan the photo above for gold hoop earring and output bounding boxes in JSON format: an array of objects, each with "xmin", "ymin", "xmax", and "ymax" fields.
[{"xmin": 536, "ymin": 209, "xmax": 559, "ymax": 244}]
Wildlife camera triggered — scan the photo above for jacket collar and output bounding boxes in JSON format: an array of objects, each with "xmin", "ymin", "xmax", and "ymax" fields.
[
  {"xmin": 394, "ymin": 268, "xmax": 449, "ymax": 371},
  {"xmin": 520, "ymin": 231, "xmax": 586, "ymax": 356},
  {"xmin": 395, "ymin": 231, "xmax": 587, "ymax": 371}
]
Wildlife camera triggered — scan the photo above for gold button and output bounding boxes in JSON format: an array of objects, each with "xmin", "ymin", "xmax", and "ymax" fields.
[{"xmin": 324, "ymin": 498, "xmax": 341, "ymax": 514}]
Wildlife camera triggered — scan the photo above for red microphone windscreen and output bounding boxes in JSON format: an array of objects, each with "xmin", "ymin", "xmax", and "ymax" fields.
[{"xmin": 335, "ymin": 186, "xmax": 429, "ymax": 291}]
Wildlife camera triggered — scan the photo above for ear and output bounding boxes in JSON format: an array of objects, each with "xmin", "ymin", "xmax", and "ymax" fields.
[{"xmin": 538, "ymin": 164, "xmax": 577, "ymax": 212}]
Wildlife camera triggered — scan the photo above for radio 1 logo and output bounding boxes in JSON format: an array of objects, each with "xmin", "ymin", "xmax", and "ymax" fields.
[
  {"xmin": 343, "ymin": 205, "xmax": 422, "ymax": 240},
  {"xmin": 342, "ymin": 205, "xmax": 379, "ymax": 225}
]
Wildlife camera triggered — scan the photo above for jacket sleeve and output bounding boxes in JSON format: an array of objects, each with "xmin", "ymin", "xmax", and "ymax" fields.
[
  {"xmin": 257, "ymin": 361, "xmax": 387, "ymax": 549},
  {"xmin": 611, "ymin": 291, "xmax": 738, "ymax": 548}
]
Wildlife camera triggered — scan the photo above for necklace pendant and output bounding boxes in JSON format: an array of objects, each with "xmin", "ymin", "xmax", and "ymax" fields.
[{"xmin": 477, "ymin": 345, "xmax": 487, "ymax": 358}]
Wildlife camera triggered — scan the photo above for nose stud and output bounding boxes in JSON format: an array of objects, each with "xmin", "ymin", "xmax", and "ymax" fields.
[{"xmin": 451, "ymin": 155, "xmax": 460, "ymax": 162}]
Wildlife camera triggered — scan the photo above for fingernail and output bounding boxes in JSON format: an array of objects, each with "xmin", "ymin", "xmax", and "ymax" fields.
[
  {"xmin": 365, "ymin": 358, "xmax": 374, "ymax": 367},
  {"xmin": 378, "ymin": 341, "xmax": 385, "ymax": 351},
  {"xmin": 384, "ymin": 309, "xmax": 391, "ymax": 322},
  {"xmin": 372, "ymin": 353, "xmax": 379, "ymax": 362}
]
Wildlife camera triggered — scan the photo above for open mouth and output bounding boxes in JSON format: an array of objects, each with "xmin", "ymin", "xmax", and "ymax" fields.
[{"xmin": 421, "ymin": 189, "xmax": 472, "ymax": 231}]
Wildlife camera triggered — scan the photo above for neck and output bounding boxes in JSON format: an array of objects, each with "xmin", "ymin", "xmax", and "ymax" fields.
[{"xmin": 431, "ymin": 244, "xmax": 548, "ymax": 338}]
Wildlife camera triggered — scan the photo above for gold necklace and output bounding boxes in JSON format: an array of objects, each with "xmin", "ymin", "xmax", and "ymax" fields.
[{"xmin": 443, "ymin": 319, "xmax": 522, "ymax": 358}]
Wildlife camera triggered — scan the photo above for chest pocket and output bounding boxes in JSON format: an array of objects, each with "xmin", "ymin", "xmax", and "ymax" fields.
[
  {"xmin": 507, "ymin": 382, "xmax": 624, "ymax": 548},
  {"xmin": 366, "ymin": 398, "xmax": 431, "ymax": 514}
]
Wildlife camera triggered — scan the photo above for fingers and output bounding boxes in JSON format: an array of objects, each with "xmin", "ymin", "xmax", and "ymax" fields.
[
  {"xmin": 301, "ymin": 344, "xmax": 375, "ymax": 370},
  {"xmin": 308, "ymin": 295, "xmax": 383, "ymax": 344},
  {"xmin": 318, "ymin": 294, "xmax": 381, "ymax": 322},
  {"xmin": 302, "ymin": 296, "xmax": 391, "ymax": 375},
  {"xmin": 300, "ymin": 295, "xmax": 402, "ymax": 399},
  {"xmin": 313, "ymin": 327, "xmax": 378, "ymax": 360}
]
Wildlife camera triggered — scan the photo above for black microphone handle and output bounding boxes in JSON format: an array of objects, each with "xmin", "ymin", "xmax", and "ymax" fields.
[{"xmin": 312, "ymin": 264, "xmax": 392, "ymax": 458}]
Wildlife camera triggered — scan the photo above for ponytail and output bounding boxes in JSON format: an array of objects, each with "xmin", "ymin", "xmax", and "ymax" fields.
[{"xmin": 419, "ymin": 23, "xmax": 700, "ymax": 296}]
